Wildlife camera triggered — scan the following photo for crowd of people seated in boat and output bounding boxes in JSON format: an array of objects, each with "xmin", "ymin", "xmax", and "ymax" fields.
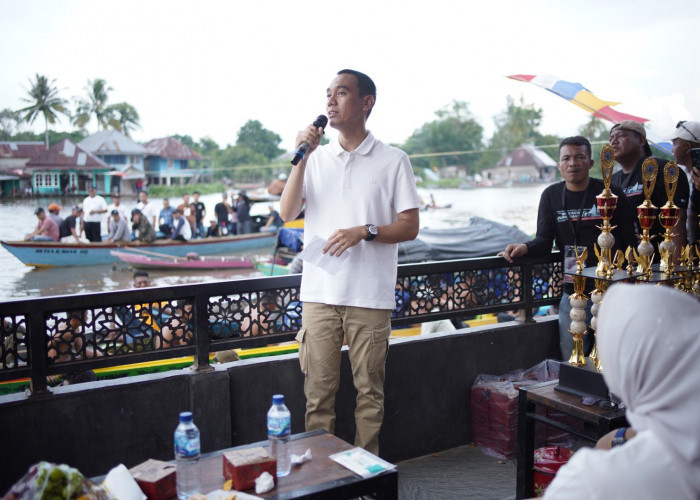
[{"xmin": 23, "ymin": 188, "xmax": 285, "ymax": 244}]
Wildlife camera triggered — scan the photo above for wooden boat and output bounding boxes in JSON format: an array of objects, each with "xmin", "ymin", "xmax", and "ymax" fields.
[
  {"xmin": 111, "ymin": 250, "xmax": 255, "ymax": 270},
  {"xmin": 0, "ymin": 232, "xmax": 275, "ymax": 267}
]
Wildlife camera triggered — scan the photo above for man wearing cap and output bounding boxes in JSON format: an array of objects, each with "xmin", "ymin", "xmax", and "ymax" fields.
[
  {"xmin": 82, "ymin": 185, "xmax": 108, "ymax": 242},
  {"xmin": 107, "ymin": 193, "xmax": 129, "ymax": 233},
  {"xmin": 268, "ymin": 173, "xmax": 288, "ymax": 196},
  {"xmin": 47, "ymin": 203, "xmax": 63, "ymax": 228},
  {"xmin": 25, "ymin": 207, "xmax": 60, "ymax": 241},
  {"xmin": 131, "ymin": 208, "xmax": 156, "ymax": 243},
  {"xmin": 106, "ymin": 209, "xmax": 130, "ymax": 243},
  {"xmin": 670, "ymin": 121, "xmax": 700, "ymax": 243},
  {"xmin": 59, "ymin": 206, "xmax": 85, "ymax": 243},
  {"xmin": 206, "ymin": 219, "xmax": 222, "ymax": 238},
  {"xmin": 610, "ymin": 120, "xmax": 689, "ymax": 259},
  {"xmin": 170, "ymin": 208, "xmax": 192, "ymax": 241}
]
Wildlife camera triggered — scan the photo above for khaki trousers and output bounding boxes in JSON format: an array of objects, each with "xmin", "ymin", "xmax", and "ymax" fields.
[{"xmin": 296, "ymin": 302, "xmax": 391, "ymax": 455}]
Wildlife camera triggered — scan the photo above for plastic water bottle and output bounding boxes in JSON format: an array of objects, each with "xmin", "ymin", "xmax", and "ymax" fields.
[
  {"xmin": 174, "ymin": 411, "xmax": 201, "ymax": 499},
  {"xmin": 267, "ymin": 394, "xmax": 291, "ymax": 477}
]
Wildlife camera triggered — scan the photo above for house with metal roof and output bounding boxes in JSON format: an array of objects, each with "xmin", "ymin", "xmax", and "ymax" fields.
[
  {"xmin": 143, "ymin": 137, "xmax": 212, "ymax": 186},
  {"xmin": 482, "ymin": 144, "xmax": 557, "ymax": 184},
  {"xmin": 0, "ymin": 142, "xmax": 46, "ymax": 196},
  {"xmin": 24, "ymin": 139, "xmax": 111, "ymax": 195},
  {"xmin": 79, "ymin": 130, "xmax": 147, "ymax": 195}
]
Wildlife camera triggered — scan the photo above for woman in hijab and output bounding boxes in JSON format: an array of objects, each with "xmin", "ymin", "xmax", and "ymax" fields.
[{"xmin": 544, "ymin": 283, "xmax": 700, "ymax": 499}]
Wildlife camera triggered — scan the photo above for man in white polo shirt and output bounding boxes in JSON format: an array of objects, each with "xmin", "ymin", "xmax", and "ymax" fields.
[
  {"xmin": 82, "ymin": 185, "xmax": 108, "ymax": 242},
  {"xmin": 280, "ymin": 69, "xmax": 420, "ymax": 455}
]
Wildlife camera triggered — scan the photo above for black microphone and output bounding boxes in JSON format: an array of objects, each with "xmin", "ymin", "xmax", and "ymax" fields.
[{"xmin": 291, "ymin": 115, "xmax": 328, "ymax": 166}]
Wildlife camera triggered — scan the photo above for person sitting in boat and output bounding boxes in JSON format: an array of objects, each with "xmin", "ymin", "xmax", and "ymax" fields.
[
  {"xmin": 105, "ymin": 209, "xmax": 130, "ymax": 244},
  {"xmin": 267, "ymin": 173, "xmax": 288, "ymax": 196},
  {"xmin": 261, "ymin": 204, "xmax": 284, "ymax": 233},
  {"xmin": 157, "ymin": 300, "xmax": 193, "ymax": 349},
  {"xmin": 158, "ymin": 198, "xmax": 175, "ymax": 236},
  {"xmin": 206, "ymin": 218, "xmax": 222, "ymax": 238},
  {"xmin": 170, "ymin": 208, "xmax": 192, "ymax": 241},
  {"xmin": 59, "ymin": 205, "xmax": 86, "ymax": 244},
  {"xmin": 130, "ymin": 208, "xmax": 157, "ymax": 244},
  {"xmin": 24, "ymin": 207, "xmax": 59, "ymax": 242},
  {"xmin": 136, "ymin": 190, "xmax": 158, "ymax": 228},
  {"xmin": 47, "ymin": 203, "xmax": 63, "ymax": 227}
]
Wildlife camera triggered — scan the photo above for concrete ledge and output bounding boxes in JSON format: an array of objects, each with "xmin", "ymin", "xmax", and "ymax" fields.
[{"xmin": 0, "ymin": 317, "xmax": 558, "ymax": 490}]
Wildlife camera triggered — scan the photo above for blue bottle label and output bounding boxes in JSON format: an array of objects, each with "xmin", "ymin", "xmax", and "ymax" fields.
[
  {"xmin": 175, "ymin": 434, "xmax": 200, "ymax": 457},
  {"xmin": 267, "ymin": 416, "xmax": 290, "ymax": 437}
]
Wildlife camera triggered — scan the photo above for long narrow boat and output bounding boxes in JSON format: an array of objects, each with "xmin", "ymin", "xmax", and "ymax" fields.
[
  {"xmin": 1, "ymin": 232, "xmax": 275, "ymax": 267},
  {"xmin": 111, "ymin": 250, "xmax": 255, "ymax": 270}
]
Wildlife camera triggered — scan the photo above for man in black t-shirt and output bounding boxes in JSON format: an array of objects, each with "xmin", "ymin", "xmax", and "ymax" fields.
[
  {"xmin": 609, "ymin": 121, "xmax": 689, "ymax": 258},
  {"xmin": 192, "ymin": 191, "xmax": 206, "ymax": 239},
  {"xmin": 501, "ymin": 136, "xmax": 637, "ymax": 359},
  {"xmin": 59, "ymin": 205, "xmax": 84, "ymax": 243},
  {"xmin": 670, "ymin": 120, "xmax": 700, "ymax": 243}
]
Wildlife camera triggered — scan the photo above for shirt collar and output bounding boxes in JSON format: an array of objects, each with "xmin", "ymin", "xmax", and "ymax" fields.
[{"xmin": 330, "ymin": 131, "xmax": 375, "ymax": 156}]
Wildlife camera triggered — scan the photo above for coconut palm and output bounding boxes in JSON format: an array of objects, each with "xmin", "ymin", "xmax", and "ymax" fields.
[
  {"xmin": 72, "ymin": 78, "xmax": 114, "ymax": 132},
  {"xmin": 107, "ymin": 102, "xmax": 140, "ymax": 137},
  {"xmin": 16, "ymin": 74, "xmax": 67, "ymax": 148}
]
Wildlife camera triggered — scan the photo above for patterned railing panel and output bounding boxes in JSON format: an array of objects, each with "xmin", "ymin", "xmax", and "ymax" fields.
[{"xmin": 0, "ymin": 255, "xmax": 562, "ymax": 394}]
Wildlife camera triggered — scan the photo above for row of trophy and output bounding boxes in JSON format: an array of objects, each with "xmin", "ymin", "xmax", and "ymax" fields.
[{"xmin": 566, "ymin": 144, "xmax": 700, "ymax": 372}]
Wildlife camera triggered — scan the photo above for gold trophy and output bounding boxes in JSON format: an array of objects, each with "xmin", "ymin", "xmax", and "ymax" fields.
[
  {"xmin": 636, "ymin": 158, "xmax": 659, "ymax": 278},
  {"xmin": 594, "ymin": 145, "xmax": 618, "ymax": 276},
  {"xmin": 568, "ymin": 247, "xmax": 588, "ymax": 367},
  {"xmin": 588, "ymin": 278, "xmax": 609, "ymax": 371},
  {"xmin": 680, "ymin": 246, "xmax": 696, "ymax": 292},
  {"xmin": 658, "ymin": 161, "xmax": 680, "ymax": 274}
]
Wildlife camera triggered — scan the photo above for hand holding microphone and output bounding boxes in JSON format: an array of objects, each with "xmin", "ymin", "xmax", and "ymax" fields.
[{"xmin": 291, "ymin": 115, "xmax": 328, "ymax": 166}]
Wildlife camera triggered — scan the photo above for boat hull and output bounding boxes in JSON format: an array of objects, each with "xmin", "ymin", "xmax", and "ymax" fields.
[{"xmin": 1, "ymin": 233, "xmax": 275, "ymax": 267}]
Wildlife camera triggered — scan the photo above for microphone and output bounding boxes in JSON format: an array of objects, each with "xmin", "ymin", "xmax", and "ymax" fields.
[{"xmin": 291, "ymin": 115, "xmax": 328, "ymax": 166}]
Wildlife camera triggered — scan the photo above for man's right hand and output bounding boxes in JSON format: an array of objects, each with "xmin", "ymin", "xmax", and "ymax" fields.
[
  {"xmin": 499, "ymin": 243, "xmax": 528, "ymax": 263},
  {"xmin": 295, "ymin": 124, "xmax": 323, "ymax": 159}
]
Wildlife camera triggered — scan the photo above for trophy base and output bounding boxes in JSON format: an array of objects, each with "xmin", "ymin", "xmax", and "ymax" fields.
[{"xmin": 555, "ymin": 360, "xmax": 610, "ymax": 401}]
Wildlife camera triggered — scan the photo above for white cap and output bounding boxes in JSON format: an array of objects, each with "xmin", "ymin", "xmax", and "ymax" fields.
[
  {"xmin": 278, "ymin": 173, "xmax": 288, "ymax": 181},
  {"xmin": 670, "ymin": 121, "xmax": 700, "ymax": 143}
]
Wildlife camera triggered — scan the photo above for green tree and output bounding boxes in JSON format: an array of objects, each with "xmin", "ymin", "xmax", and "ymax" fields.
[
  {"xmin": 72, "ymin": 78, "xmax": 114, "ymax": 132},
  {"xmin": 198, "ymin": 136, "xmax": 220, "ymax": 157},
  {"xmin": 173, "ymin": 134, "xmax": 197, "ymax": 150},
  {"xmin": 16, "ymin": 74, "xmax": 68, "ymax": 148},
  {"xmin": 403, "ymin": 100, "xmax": 483, "ymax": 171},
  {"xmin": 108, "ymin": 102, "xmax": 140, "ymax": 137},
  {"xmin": 236, "ymin": 120, "xmax": 284, "ymax": 161},
  {"xmin": 578, "ymin": 115, "xmax": 609, "ymax": 142},
  {"xmin": 480, "ymin": 96, "xmax": 546, "ymax": 170},
  {"xmin": 0, "ymin": 108, "xmax": 23, "ymax": 140}
]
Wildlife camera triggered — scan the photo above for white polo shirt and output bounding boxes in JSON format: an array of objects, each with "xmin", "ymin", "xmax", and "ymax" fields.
[
  {"xmin": 82, "ymin": 194, "xmax": 108, "ymax": 223},
  {"xmin": 301, "ymin": 132, "xmax": 420, "ymax": 309},
  {"xmin": 137, "ymin": 201, "xmax": 159, "ymax": 226}
]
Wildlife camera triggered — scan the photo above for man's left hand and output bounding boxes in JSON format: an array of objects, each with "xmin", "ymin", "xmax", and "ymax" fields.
[{"xmin": 324, "ymin": 226, "xmax": 366, "ymax": 256}]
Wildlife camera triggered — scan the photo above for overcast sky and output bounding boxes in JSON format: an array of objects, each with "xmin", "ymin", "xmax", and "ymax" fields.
[{"xmin": 2, "ymin": 0, "xmax": 699, "ymax": 153}]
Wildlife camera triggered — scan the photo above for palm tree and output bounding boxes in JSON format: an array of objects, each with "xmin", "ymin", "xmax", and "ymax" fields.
[
  {"xmin": 72, "ymin": 78, "xmax": 114, "ymax": 132},
  {"xmin": 108, "ymin": 102, "xmax": 140, "ymax": 137},
  {"xmin": 16, "ymin": 74, "xmax": 67, "ymax": 148}
]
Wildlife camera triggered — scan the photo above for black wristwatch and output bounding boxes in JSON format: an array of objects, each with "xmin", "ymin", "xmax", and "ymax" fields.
[{"xmin": 365, "ymin": 224, "xmax": 378, "ymax": 241}]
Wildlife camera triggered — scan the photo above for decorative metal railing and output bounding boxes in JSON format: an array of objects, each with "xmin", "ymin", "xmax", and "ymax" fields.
[{"xmin": 0, "ymin": 254, "xmax": 562, "ymax": 395}]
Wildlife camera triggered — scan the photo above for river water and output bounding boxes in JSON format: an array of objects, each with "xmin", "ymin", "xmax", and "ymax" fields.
[{"xmin": 0, "ymin": 185, "xmax": 548, "ymax": 301}]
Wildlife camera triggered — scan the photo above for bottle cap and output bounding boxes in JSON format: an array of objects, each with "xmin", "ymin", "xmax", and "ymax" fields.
[
  {"xmin": 272, "ymin": 394, "xmax": 284, "ymax": 405},
  {"xmin": 179, "ymin": 411, "xmax": 193, "ymax": 423}
]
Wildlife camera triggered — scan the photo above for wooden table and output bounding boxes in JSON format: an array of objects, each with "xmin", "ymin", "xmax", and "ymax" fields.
[
  {"xmin": 515, "ymin": 381, "xmax": 627, "ymax": 499},
  {"xmin": 199, "ymin": 430, "xmax": 397, "ymax": 499}
]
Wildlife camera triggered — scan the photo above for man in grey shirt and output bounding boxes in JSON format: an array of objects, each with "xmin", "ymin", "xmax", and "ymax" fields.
[{"xmin": 106, "ymin": 210, "xmax": 130, "ymax": 243}]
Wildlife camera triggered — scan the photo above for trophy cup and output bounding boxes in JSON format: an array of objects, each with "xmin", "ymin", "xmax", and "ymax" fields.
[
  {"xmin": 680, "ymin": 245, "xmax": 696, "ymax": 292},
  {"xmin": 636, "ymin": 158, "xmax": 659, "ymax": 278},
  {"xmin": 594, "ymin": 145, "xmax": 618, "ymax": 276},
  {"xmin": 588, "ymin": 278, "xmax": 609, "ymax": 371},
  {"xmin": 568, "ymin": 247, "xmax": 588, "ymax": 367},
  {"xmin": 658, "ymin": 162, "xmax": 681, "ymax": 274}
]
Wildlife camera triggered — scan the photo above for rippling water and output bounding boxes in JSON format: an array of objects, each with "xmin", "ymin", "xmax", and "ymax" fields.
[{"xmin": 0, "ymin": 185, "xmax": 548, "ymax": 301}]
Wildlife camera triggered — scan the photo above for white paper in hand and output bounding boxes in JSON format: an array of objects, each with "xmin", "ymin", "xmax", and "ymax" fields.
[{"xmin": 298, "ymin": 235, "xmax": 350, "ymax": 275}]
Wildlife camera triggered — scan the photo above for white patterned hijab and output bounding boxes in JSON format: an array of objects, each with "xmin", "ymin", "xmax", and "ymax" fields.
[{"xmin": 597, "ymin": 283, "xmax": 700, "ymax": 491}]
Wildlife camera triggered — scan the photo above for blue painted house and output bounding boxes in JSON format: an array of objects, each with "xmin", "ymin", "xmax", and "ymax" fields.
[
  {"xmin": 143, "ymin": 137, "xmax": 211, "ymax": 186},
  {"xmin": 79, "ymin": 130, "xmax": 147, "ymax": 195}
]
